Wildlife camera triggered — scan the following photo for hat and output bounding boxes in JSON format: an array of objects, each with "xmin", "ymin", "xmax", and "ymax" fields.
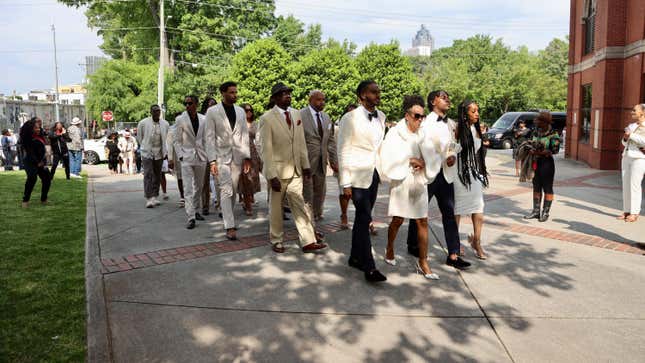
[
  {"xmin": 71, "ymin": 117, "xmax": 82, "ymax": 125},
  {"xmin": 271, "ymin": 82, "xmax": 293, "ymax": 97}
]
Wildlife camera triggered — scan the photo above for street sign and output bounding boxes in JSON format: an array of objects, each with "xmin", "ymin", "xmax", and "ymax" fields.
[{"xmin": 101, "ymin": 111, "xmax": 113, "ymax": 122}]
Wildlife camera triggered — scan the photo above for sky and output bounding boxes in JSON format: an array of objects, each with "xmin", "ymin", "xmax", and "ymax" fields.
[{"xmin": 0, "ymin": 0, "xmax": 570, "ymax": 95}]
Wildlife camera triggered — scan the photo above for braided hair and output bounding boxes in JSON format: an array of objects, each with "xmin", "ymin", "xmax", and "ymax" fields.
[{"xmin": 456, "ymin": 100, "xmax": 488, "ymax": 189}]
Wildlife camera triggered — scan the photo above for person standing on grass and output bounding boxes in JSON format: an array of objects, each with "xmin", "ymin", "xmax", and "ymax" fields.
[
  {"xmin": 20, "ymin": 117, "xmax": 51, "ymax": 207},
  {"xmin": 48, "ymin": 122, "xmax": 71, "ymax": 180},
  {"xmin": 137, "ymin": 104, "xmax": 170, "ymax": 209},
  {"xmin": 66, "ymin": 117, "xmax": 83, "ymax": 178},
  {"xmin": 618, "ymin": 103, "xmax": 645, "ymax": 223}
]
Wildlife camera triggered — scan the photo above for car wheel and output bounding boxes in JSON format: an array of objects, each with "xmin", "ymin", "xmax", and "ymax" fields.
[
  {"xmin": 502, "ymin": 139, "xmax": 513, "ymax": 149},
  {"xmin": 85, "ymin": 151, "xmax": 100, "ymax": 165}
]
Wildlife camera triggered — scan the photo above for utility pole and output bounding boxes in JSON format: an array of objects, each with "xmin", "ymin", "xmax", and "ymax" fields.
[
  {"xmin": 157, "ymin": 0, "xmax": 165, "ymax": 119},
  {"xmin": 51, "ymin": 24, "xmax": 60, "ymax": 124}
]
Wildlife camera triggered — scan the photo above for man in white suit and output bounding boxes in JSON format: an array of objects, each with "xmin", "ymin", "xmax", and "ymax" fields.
[
  {"xmin": 408, "ymin": 90, "xmax": 471, "ymax": 270},
  {"xmin": 300, "ymin": 90, "xmax": 338, "ymax": 223},
  {"xmin": 259, "ymin": 83, "xmax": 327, "ymax": 254},
  {"xmin": 170, "ymin": 96, "xmax": 210, "ymax": 229},
  {"xmin": 337, "ymin": 80, "xmax": 387, "ymax": 283},
  {"xmin": 205, "ymin": 81, "xmax": 251, "ymax": 240},
  {"xmin": 137, "ymin": 104, "xmax": 169, "ymax": 208}
]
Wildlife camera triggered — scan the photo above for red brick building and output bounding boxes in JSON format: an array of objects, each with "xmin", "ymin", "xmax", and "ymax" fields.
[{"xmin": 567, "ymin": 0, "xmax": 645, "ymax": 169}]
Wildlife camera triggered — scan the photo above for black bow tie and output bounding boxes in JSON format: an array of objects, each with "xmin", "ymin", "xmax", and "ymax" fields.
[
  {"xmin": 368, "ymin": 111, "xmax": 378, "ymax": 121},
  {"xmin": 437, "ymin": 116, "xmax": 447, "ymax": 123}
]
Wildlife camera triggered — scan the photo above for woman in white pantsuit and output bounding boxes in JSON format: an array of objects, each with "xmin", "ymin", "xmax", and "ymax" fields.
[
  {"xmin": 454, "ymin": 100, "xmax": 489, "ymax": 259},
  {"xmin": 619, "ymin": 104, "xmax": 645, "ymax": 223},
  {"xmin": 380, "ymin": 96, "xmax": 438, "ymax": 280}
]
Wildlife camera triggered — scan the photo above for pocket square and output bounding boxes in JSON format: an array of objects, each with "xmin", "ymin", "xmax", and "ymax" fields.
[{"xmin": 297, "ymin": 119, "xmax": 302, "ymax": 126}]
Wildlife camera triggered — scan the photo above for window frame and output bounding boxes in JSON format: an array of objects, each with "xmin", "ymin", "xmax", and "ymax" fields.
[{"xmin": 580, "ymin": 84, "xmax": 592, "ymax": 144}]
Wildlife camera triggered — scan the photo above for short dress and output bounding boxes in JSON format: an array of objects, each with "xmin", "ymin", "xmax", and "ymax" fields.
[{"xmin": 454, "ymin": 125, "xmax": 485, "ymax": 215}]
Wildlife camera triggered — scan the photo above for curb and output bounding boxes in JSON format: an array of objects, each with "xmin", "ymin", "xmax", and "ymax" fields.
[{"xmin": 85, "ymin": 174, "xmax": 113, "ymax": 362}]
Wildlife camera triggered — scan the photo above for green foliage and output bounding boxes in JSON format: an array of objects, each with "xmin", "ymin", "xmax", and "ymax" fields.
[
  {"xmin": 288, "ymin": 45, "xmax": 360, "ymax": 120},
  {"xmin": 355, "ymin": 41, "xmax": 422, "ymax": 120},
  {"xmin": 271, "ymin": 15, "xmax": 322, "ymax": 59},
  {"xmin": 229, "ymin": 38, "xmax": 291, "ymax": 113}
]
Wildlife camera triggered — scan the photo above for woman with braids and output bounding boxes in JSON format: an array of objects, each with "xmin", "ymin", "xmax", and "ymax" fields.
[
  {"xmin": 454, "ymin": 100, "xmax": 489, "ymax": 259},
  {"xmin": 524, "ymin": 111, "xmax": 560, "ymax": 222},
  {"xmin": 20, "ymin": 117, "xmax": 51, "ymax": 207}
]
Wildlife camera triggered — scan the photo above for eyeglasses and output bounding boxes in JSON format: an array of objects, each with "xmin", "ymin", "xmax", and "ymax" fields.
[
  {"xmin": 184, "ymin": 101, "xmax": 194, "ymax": 106},
  {"xmin": 409, "ymin": 112, "xmax": 426, "ymax": 120},
  {"xmin": 244, "ymin": 109, "xmax": 252, "ymax": 112}
]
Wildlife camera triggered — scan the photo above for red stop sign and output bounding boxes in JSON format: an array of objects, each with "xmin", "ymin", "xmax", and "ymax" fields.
[{"xmin": 102, "ymin": 111, "xmax": 113, "ymax": 122}]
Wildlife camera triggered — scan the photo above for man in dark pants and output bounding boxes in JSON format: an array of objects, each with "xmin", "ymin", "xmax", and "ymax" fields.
[
  {"xmin": 408, "ymin": 90, "xmax": 471, "ymax": 270},
  {"xmin": 337, "ymin": 80, "xmax": 387, "ymax": 282}
]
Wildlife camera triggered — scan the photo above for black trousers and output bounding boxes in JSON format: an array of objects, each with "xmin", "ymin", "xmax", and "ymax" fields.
[
  {"xmin": 23, "ymin": 161, "xmax": 51, "ymax": 203},
  {"xmin": 533, "ymin": 157, "xmax": 555, "ymax": 194},
  {"xmin": 350, "ymin": 170, "xmax": 380, "ymax": 272},
  {"xmin": 51, "ymin": 153, "xmax": 70, "ymax": 179},
  {"xmin": 407, "ymin": 170, "xmax": 461, "ymax": 255}
]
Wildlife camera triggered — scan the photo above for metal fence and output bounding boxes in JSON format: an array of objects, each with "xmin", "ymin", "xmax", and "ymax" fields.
[{"xmin": 0, "ymin": 99, "xmax": 87, "ymax": 132}]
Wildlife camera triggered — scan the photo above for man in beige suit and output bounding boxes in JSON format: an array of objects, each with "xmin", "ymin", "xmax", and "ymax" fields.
[
  {"xmin": 206, "ymin": 81, "xmax": 251, "ymax": 240},
  {"xmin": 170, "ymin": 96, "xmax": 211, "ymax": 229},
  {"xmin": 300, "ymin": 90, "xmax": 338, "ymax": 222},
  {"xmin": 259, "ymin": 83, "xmax": 327, "ymax": 254}
]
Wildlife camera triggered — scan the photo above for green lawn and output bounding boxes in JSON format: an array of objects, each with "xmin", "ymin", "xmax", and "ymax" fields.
[{"xmin": 0, "ymin": 171, "xmax": 86, "ymax": 362}]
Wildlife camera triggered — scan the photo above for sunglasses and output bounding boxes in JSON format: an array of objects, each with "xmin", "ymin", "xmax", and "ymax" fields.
[
  {"xmin": 244, "ymin": 109, "xmax": 252, "ymax": 112},
  {"xmin": 409, "ymin": 112, "xmax": 426, "ymax": 120},
  {"xmin": 184, "ymin": 101, "xmax": 194, "ymax": 106}
]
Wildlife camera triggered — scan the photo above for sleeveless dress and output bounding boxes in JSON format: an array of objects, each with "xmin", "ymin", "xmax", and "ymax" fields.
[
  {"xmin": 454, "ymin": 125, "xmax": 485, "ymax": 215},
  {"xmin": 238, "ymin": 121, "xmax": 262, "ymax": 195}
]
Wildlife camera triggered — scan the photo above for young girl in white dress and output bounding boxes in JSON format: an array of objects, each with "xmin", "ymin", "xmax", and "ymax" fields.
[
  {"xmin": 454, "ymin": 100, "xmax": 489, "ymax": 259},
  {"xmin": 379, "ymin": 96, "xmax": 439, "ymax": 280}
]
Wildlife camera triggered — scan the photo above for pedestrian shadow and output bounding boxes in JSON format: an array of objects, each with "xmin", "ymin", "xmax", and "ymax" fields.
[{"xmin": 552, "ymin": 218, "xmax": 643, "ymax": 245}]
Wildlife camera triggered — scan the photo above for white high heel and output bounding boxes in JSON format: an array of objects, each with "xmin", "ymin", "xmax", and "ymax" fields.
[
  {"xmin": 415, "ymin": 261, "xmax": 439, "ymax": 280},
  {"xmin": 384, "ymin": 250, "xmax": 396, "ymax": 266}
]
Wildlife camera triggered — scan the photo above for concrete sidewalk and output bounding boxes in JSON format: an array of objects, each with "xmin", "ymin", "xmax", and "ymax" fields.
[{"xmin": 86, "ymin": 150, "xmax": 645, "ymax": 362}]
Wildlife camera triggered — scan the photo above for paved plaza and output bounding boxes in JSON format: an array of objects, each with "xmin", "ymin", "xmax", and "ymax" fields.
[{"xmin": 85, "ymin": 150, "xmax": 645, "ymax": 362}]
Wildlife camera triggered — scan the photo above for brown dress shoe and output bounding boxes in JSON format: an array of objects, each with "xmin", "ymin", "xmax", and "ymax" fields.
[{"xmin": 302, "ymin": 242, "xmax": 327, "ymax": 253}]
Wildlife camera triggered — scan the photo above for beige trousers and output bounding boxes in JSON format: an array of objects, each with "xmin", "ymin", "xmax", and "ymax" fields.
[{"xmin": 270, "ymin": 175, "xmax": 316, "ymax": 246}]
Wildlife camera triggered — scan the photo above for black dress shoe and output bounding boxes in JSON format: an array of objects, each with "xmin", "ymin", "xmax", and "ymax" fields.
[
  {"xmin": 407, "ymin": 248, "xmax": 420, "ymax": 258},
  {"xmin": 186, "ymin": 219, "xmax": 196, "ymax": 229},
  {"xmin": 195, "ymin": 213, "xmax": 205, "ymax": 221},
  {"xmin": 365, "ymin": 269, "xmax": 387, "ymax": 282},
  {"xmin": 446, "ymin": 256, "xmax": 471, "ymax": 270},
  {"xmin": 348, "ymin": 257, "xmax": 363, "ymax": 271},
  {"xmin": 202, "ymin": 208, "xmax": 210, "ymax": 216}
]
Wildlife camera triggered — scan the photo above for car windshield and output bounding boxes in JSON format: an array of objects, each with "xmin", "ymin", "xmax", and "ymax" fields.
[{"xmin": 491, "ymin": 114, "xmax": 516, "ymax": 130}]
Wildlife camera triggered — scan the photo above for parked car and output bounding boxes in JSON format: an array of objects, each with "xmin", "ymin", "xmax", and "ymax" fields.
[
  {"xmin": 486, "ymin": 111, "xmax": 566, "ymax": 149},
  {"xmin": 83, "ymin": 136, "xmax": 108, "ymax": 164}
]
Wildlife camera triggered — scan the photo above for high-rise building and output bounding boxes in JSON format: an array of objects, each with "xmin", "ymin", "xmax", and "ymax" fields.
[{"xmin": 405, "ymin": 25, "xmax": 434, "ymax": 57}]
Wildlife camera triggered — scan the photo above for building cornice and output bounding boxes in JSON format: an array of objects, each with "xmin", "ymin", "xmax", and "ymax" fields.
[{"xmin": 568, "ymin": 39, "xmax": 645, "ymax": 74}]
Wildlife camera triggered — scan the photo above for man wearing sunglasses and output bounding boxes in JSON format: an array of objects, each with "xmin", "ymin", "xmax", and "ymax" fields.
[
  {"xmin": 204, "ymin": 81, "xmax": 251, "ymax": 240},
  {"xmin": 171, "ymin": 96, "xmax": 211, "ymax": 229},
  {"xmin": 413, "ymin": 90, "xmax": 471, "ymax": 270},
  {"xmin": 137, "ymin": 104, "xmax": 170, "ymax": 208}
]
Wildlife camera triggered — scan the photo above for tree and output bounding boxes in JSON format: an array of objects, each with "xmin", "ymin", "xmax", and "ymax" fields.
[
  {"xmin": 354, "ymin": 41, "xmax": 422, "ymax": 120},
  {"xmin": 271, "ymin": 15, "xmax": 322, "ymax": 59},
  {"xmin": 288, "ymin": 45, "xmax": 360, "ymax": 120},
  {"xmin": 229, "ymin": 38, "xmax": 291, "ymax": 113}
]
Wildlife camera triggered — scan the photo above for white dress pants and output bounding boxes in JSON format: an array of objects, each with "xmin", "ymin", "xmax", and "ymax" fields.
[
  {"xmin": 182, "ymin": 163, "xmax": 206, "ymax": 220},
  {"xmin": 621, "ymin": 155, "xmax": 645, "ymax": 215},
  {"xmin": 218, "ymin": 162, "xmax": 241, "ymax": 229}
]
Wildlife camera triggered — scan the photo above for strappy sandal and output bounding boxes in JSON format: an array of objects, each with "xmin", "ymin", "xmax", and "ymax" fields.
[
  {"xmin": 468, "ymin": 234, "xmax": 487, "ymax": 260},
  {"xmin": 625, "ymin": 214, "xmax": 639, "ymax": 223},
  {"xmin": 369, "ymin": 223, "xmax": 378, "ymax": 236},
  {"xmin": 272, "ymin": 242, "xmax": 285, "ymax": 253}
]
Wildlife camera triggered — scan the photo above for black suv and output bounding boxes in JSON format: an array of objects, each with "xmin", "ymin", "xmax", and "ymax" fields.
[{"xmin": 486, "ymin": 111, "xmax": 566, "ymax": 149}]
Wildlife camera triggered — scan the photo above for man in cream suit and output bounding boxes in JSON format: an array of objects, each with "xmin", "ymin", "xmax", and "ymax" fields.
[
  {"xmin": 137, "ymin": 104, "xmax": 169, "ymax": 208},
  {"xmin": 300, "ymin": 90, "xmax": 338, "ymax": 222},
  {"xmin": 337, "ymin": 80, "xmax": 387, "ymax": 283},
  {"xmin": 259, "ymin": 83, "xmax": 327, "ymax": 254},
  {"xmin": 407, "ymin": 90, "xmax": 471, "ymax": 270},
  {"xmin": 170, "ymin": 96, "xmax": 211, "ymax": 229},
  {"xmin": 205, "ymin": 81, "xmax": 251, "ymax": 240}
]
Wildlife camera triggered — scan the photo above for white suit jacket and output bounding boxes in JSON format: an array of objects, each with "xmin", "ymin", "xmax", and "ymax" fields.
[
  {"xmin": 337, "ymin": 106, "xmax": 385, "ymax": 189},
  {"xmin": 419, "ymin": 112, "xmax": 460, "ymax": 184},
  {"xmin": 136, "ymin": 117, "xmax": 169, "ymax": 159},
  {"xmin": 621, "ymin": 122, "xmax": 645, "ymax": 159},
  {"xmin": 174, "ymin": 111, "xmax": 210, "ymax": 166},
  {"xmin": 204, "ymin": 103, "xmax": 250, "ymax": 165}
]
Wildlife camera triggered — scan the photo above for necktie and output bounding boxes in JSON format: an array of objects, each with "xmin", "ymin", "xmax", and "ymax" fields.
[
  {"xmin": 437, "ymin": 115, "xmax": 447, "ymax": 123},
  {"xmin": 368, "ymin": 111, "xmax": 378, "ymax": 121},
  {"xmin": 284, "ymin": 111, "xmax": 292, "ymax": 129},
  {"xmin": 316, "ymin": 112, "xmax": 324, "ymax": 137}
]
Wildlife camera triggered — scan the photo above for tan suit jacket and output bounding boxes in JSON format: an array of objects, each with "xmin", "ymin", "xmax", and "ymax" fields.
[
  {"xmin": 204, "ymin": 103, "xmax": 250, "ymax": 165},
  {"xmin": 300, "ymin": 106, "xmax": 337, "ymax": 176},
  {"xmin": 259, "ymin": 106, "xmax": 310, "ymax": 181}
]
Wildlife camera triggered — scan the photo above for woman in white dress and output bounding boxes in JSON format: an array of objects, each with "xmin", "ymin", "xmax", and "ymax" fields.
[
  {"xmin": 380, "ymin": 96, "xmax": 438, "ymax": 280},
  {"xmin": 454, "ymin": 100, "xmax": 489, "ymax": 259}
]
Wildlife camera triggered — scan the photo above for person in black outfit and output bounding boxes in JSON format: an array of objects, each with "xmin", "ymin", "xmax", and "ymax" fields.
[
  {"xmin": 105, "ymin": 132, "xmax": 121, "ymax": 174},
  {"xmin": 20, "ymin": 117, "xmax": 51, "ymax": 207},
  {"xmin": 48, "ymin": 121, "xmax": 71, "ymax": 179}
]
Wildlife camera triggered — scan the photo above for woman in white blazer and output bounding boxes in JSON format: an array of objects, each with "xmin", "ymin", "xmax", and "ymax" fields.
[
  {"xmin": 619, "ymin": 104, "xmax": 645, "ymax": 222},
  {"xmin": 380, "ymin": 96, "xmax": 438, "ymax": 280}
]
